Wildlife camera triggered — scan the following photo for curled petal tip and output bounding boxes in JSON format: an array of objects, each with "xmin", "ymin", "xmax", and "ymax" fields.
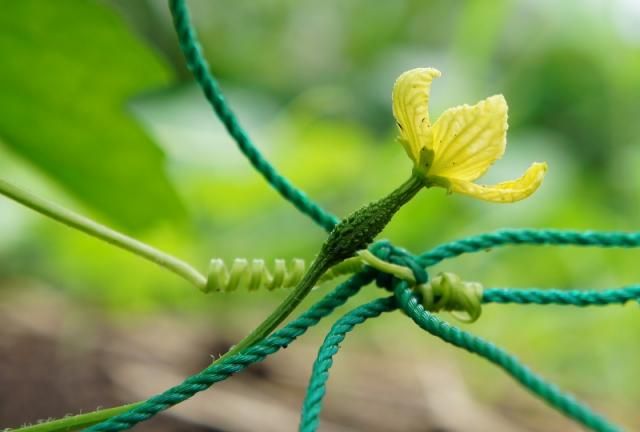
[
  {"xmin": 395, "ymin": 67, "xmax": 442, "ymax": 83},
  {"xmin": 536, "ymin": 161, "xmax": 549, "ymax": 172},
  {"xmin": 445, "ymin": 161, "xmax": 548, "ymax": 203},
  {"xmin": 486, "ymin": 94, "xmax": 506, "ymax": 104}
]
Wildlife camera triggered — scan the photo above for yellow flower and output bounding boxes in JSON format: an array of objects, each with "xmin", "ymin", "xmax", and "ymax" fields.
[{"xmin": 392, "ymin": 67, "xmax": 547, "ymax": 203}]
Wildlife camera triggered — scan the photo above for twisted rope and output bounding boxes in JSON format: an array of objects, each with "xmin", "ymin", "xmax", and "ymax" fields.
[
  {"xmin": 483, "ymin": 286, "xmax": 640, "ymax": 306},
  {"xmin": 169, "ymin": 0, "xmax": 339, "ymax": 232},
  {"xmin": 299, "ymin": 297, "xmax": 396, "ymax": 432},
  {"xmin": 86, "ymin": 272, "xmax": 374, "ymax": 432},
  {"xmin": 420, "ymin": 229, "xmax": 640, "ymax": 267}
]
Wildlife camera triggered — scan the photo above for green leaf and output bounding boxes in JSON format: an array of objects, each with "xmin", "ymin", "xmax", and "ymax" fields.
[{"xmin": 0, "ymin": 0, "xmax": 184, "ymax": 230}]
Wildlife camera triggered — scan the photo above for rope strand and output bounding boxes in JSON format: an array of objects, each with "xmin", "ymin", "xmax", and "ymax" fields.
[
  {"xmin": 420, "ymin": 229, "xmax": 640, "ymax": 267},
  {"xmin": 483, "ymin": 286, "xmax": 640, "ymax": 306},
  {"xmin": 300, "ymin": 297, "xmax": 396, "ymax": 431},
  {"xmin": 169, "ymin": 0, "xmax": 339, "ymax": 232}
]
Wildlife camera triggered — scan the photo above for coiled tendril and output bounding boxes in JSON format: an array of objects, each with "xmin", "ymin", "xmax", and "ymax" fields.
[
  {"xmin": 204, "ymin": 256, "xmax": 364, "ymax": 293},
  {"xmin": 415, "ymin": 272, "xmax": 483, "ymax": 322}
]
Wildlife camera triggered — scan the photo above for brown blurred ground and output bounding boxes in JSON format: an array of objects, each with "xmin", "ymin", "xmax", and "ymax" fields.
[{"xmin": 0, "ymin": 279, "xmax": 582, "ymax": 432}]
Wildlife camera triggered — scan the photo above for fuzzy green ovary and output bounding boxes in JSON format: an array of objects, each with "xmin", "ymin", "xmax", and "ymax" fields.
[{"xmin": 321, "ymin": 175, "xmax": 424, "ymax": 265}]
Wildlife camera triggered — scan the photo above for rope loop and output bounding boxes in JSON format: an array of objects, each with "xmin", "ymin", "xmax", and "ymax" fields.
[
  {"xmin": 365, "ymin": 240, "xmax": 429, "ymax": 287},
  {"xmin": 362, "ymin": 241, "xmax": 482, "ymax": 322},
  {"xmin": 369, "ymin": 242, "xmax": 396, "ymax": 289}
]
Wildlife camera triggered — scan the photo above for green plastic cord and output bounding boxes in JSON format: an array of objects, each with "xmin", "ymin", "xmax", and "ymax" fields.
[
  {"xmin": 169, "ymin": 0, "xmax": 427, "ymax": 365},
  {"xmin": 169, "ymin": 0, "xmax": 338, "ymax": 232},
  {"xmin": 300, "ymin": 297, "xmax": 396, "ymax": 431},
  {"xmin": 420, "ymin": 228, "xmax": 640, "ymax": 267},
  {"xmin": 483, "ymin": 286, "xmax": 640, "ymax": 306}
]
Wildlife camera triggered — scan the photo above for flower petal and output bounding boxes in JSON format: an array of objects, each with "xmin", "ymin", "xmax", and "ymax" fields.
[
  {"xmin": 429, "ymin": 95, "xmax": 508, "ymax": 181},
  {"xmin": 392, "ymin": 68, "xmax": 441, "ymax": 163},
  {"xmin": 438, "ymin": 162, "xmax": 548, "ymax": 203}
]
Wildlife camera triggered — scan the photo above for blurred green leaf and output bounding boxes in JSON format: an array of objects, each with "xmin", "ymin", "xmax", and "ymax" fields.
[
  {"xmin": 0, "ymin": 0, "xmax": 184, "ymax": 230},
  {"xmin": 453, "ymin": 0, "xmax": 510, "ymax": 73}
]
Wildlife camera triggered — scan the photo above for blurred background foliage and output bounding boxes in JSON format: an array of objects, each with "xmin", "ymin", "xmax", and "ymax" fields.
[{"xmin": 1, "ymin": 0, "xmax": 640, "ymax": 429}]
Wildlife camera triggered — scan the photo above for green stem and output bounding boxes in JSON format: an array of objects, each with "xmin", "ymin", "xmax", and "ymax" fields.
[
  {"xmin": 319, "ymin": 255, "xmax": 364, "ymax": 282},
  {"xmin": 0, "ymin": 179, "xmax": 206, "ymax": 290},
  {"xmin": 217, "ymin": 174, "xmax": 424, "ymax": 360},
  {"xmin": 7, "ymin": 403, "xmax": 141, "ymax": 432},
  {"xmin": 219, "ymin": 255, "xmax": 332, "ymax": 360}
]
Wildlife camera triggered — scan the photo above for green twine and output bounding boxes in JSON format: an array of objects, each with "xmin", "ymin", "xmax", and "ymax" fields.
[
  {"xmin": 299, "ymin": 239, "xmax": 637, "ymax": 432},
  {"xmin": 1, "ymin": 0, "xmax": 635, "ymax": 430},
  {"xmin": 483, "ymin": 286, "xmax": 640, "ymax": 306},
  {"xmin": 168, "ymin": 0, "xmax": 338, "ymax": 232},
  {"xmin": 300, "ymin": 297, "xmax": 396, "ymax": 432},
  {"xmin": 420, "ymin": 228, "xmax": 640, "ymax": 267}
]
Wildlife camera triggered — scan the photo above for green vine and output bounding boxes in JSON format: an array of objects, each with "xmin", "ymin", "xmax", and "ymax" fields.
[
  {"xmin": 0, "ymin": 179, "xmax": 207, "ymax": 290},
  {"xmin": 5, "ymin": 404, "xmax": 140, "ymax": 432}
]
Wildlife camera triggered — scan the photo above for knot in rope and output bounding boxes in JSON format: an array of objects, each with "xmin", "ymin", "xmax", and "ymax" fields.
[
  {"xmin": 366, "ymin": 240, "xmax": 429, "ymax": 288},
  {"xmin": 362, "ymin": 241, "xmax": 482, "ymax": 322}
]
